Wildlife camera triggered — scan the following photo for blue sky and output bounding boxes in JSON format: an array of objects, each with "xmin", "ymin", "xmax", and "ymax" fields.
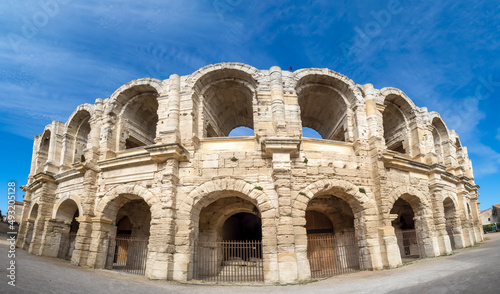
[{"xmin": 1, "ymin": 0, "xmax": 499, "ymax": 215}]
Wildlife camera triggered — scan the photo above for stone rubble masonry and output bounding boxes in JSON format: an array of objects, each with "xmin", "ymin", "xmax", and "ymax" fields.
[{"xmin": 17, "ymin": 63, "xmax": 482, "ymax": 284}]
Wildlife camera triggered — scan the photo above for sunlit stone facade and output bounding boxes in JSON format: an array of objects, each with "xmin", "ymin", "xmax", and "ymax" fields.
[{"xmin": 17, "ymin": 63, "xmax": 482, "ymax": 284}]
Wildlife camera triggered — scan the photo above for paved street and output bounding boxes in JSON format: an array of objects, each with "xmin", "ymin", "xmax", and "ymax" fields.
[{"xmin": 1, "ymin": 233, "xmax": 499, "ymax": 294}]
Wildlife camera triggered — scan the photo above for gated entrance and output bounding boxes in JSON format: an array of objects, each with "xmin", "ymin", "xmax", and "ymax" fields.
[
  {"xmin": 193, "ymin": 240, "xmax": 263, "ymax": 282},
  {"xmin": 307, "ymin": 233, "xmax": 360, "ymax": 278},
  {"xmin": 194, "ymin": 210, "xmax": 264, "ymax": 282},
  {"xmin": 110, "ymin": 236, "xmax": 149, "ymax": 275}
]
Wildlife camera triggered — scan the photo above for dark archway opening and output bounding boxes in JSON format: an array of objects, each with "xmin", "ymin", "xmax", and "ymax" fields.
[
  {"xmin": 305, "ymin": 195, "xmax": 360, "ymax": 278},
  {"xmin": 222, "ymin": 212, "xmax": 262, "ymax": 241},
  {"xmin": 390, "ymin": 198, "xmax": 420, "ymax": 259}
]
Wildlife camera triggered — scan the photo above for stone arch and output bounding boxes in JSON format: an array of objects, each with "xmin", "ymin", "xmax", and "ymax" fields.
[
  {"xmin": 190, "ymin": 63, "xmax": 260, "ymax": 90},
  {"xmin": 174, "ymin": 177, "xmax": 277, "ymax": 281},
  {"xmin": 28, "ymin": 202, "xmax": 40, "ymax": 221},
  {"xmin": 191, "ymin": 64, "xmax": 259, "ymax": 138},
  {"xmin": 295, "ymin": 78, "xmax": 351, "ymax": 141},
  {"xmin": 95, "ymin": 184, "xmax": 163, "ymax": 219},
  {"xmin": 293, "ymin": 179, "xmax": 375, "ymax": 214},
  {"xmin": 107, "ymin": 78, "xmax": 165, "ymax": 114},
  {"xmin": 292, "ymin": 179, "xmax": 378, "ymax": 277},
  {"xmin": 429, "ymin": 113, "xmax": 450, "ymax": 165},
  {"xmin": 384, "ymin": 186, "xmax": 431, "ymax": 219},
  {"xmin": 178, "ymin": 178, "xmax": 276, "ymax": 220},
  {"xmin": 386, "ymin": 186, "xmax": 437, "ymax": 258},
  {"xmin": 52, "ymin": 195, "xmax": 84, "ymax": 221},
  {"xmin": 293, "ymin": 68, "xmax": 364, "ymax": 105},
  {"xmin": 35, "ymin": 127, "xmax": 52, "ymax": 173},
  {"xmin": 62, "ymin": 106, "xmax": 94, "ymax": 167},
  {"xmin": 380, "ymin": 88, "xmax": 419, "ymax": 155}
]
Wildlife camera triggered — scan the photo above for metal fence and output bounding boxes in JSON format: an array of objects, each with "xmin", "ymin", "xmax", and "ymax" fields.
[
  {"xmin": 111, "ymin": 236, "xmax": 149, "ymax": 276},
  {"xmin": 396, "ymin": 229, "xmax": 420, "ymax": 257},
  {"xmin": 307, "ymin": 233, "xmax": 360, "ymax": 278},
  {"xmin": 193, "ymin": 240, "xmax": 264, "ymax": 282}
]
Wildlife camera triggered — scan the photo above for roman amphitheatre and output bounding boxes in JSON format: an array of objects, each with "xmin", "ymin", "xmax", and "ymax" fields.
[{"xmin": 17, "ymin": 62, "xmax": 482, "ymax": 284}]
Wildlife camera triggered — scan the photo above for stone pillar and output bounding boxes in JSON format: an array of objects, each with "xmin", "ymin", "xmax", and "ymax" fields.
[
  {"xmin": 378, "ymin": 225, "xmax": 401, "ymax": 268},
  {"xmin": 29, "ymin": 174, "xmax": 57, "ymax": 255},
  {"xmin": 269, "ymin": 66, "xmax": 286, "ymax": 136},
  {"xmin": 44, "ymin": 122, "xmax": 62, "ymax": 174},
  {"xmin": 158, "ymin": 74, "xmax": 181, "ymax": 144},
  {"xmin": 429, "ymin": 181, "xmax": 452, "ymax": 255},
  {"xmin": 263, "ymin": 138, "xmax": 301, "ymax": 284},
  {"xmin": 71, "ymin": 216, "xmax": 93, "ymax": 266},
  {"xmin": 87, "ymin": 217, "xmax": 113, "ymax": 269},
  {"xmin": 99, "ymin": 110, "xmax": 117, "ymax": 160},
  {"xmin": 145, "ymin": 159, "xmax": 178, "ymax": 280},
  {"xmin": 39, "ymin": 219, "xmax": 69, "ymax": 257},
  {"xmin": 16, "ymin": 197, "xmax": 31, "ymax": 249}
]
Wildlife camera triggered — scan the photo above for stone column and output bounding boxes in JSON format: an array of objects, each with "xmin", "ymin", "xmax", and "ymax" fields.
[
  {"xmin": 29, "ymin": 174, "xmax": 57, "ymax": 255},
  {"xmin": 263, "ymin": 138, "xmax": 300, "ymax": 284},
  {"xmin": 145, "ymin": 159, "xmax": 178, "ymax": 280},
  {"xmin": 71, "ymin": 216, "xmax": 93, "ymax": 266},
  {"xmin": 157, "ymin": 74, "xmax": 181, "ymax": 144},
  {"xmin": 378, "ymin": 223, "xmax": 401, "ymax": 268},
  {"xmin": 86, "ymin": 217, "xmax": 113, "ymax": 269},
  {"xmin": 39, "ymin": 219, "xmax": 69, "ymax": 257},
  {"xmin": 270, "ymin": 66, "xmax": 286, "ymax": 136},
  {"xmin": 429, "ymin": 182, "xmax": 452, "ymax": 255},
  {"xmin": 15, "ymin": 196, "xmax": 31, "ymax": 249}
]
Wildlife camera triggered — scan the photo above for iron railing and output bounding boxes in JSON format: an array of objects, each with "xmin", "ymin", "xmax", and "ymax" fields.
[
  {"xmin": 307, "ymin": 233, "xmax": 360, "ymax": 278},
  {"xmin": 396, "ymin": 229, "xmax": 420, "ymax": 257},
  {"xmin": 193, "ymin": 240, "xmax": 264, "ymax": 282},
  {"xmin": 111, "ymin": 236, "xmax": 149, "ymax": 276}
]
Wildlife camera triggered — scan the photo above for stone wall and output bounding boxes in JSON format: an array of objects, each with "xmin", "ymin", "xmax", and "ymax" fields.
[{"xmin": 17, "ymin": 63, "xmax": 482, "ymax": 284}]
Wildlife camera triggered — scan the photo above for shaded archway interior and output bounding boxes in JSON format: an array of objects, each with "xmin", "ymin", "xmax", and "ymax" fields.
[
  {"xmin": 120, "ymin": 94, "xmax": 159, "ymax": 149},
  {"xmin": 203, "ymin": 80, "xmax": 254, "ymax": 137},
  {"xmin": 297, "ymin": 82, "xmax": 348, "ymax": 141},
  {"xmin": 390, "ymin": 198, "xmax": 420, "ymax": 258}
]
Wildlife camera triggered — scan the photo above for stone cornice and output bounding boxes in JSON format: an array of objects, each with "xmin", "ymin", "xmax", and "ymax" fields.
[
  {"xmin": 262, "ymin": 138, "xmax": 301, "ymax": 158},
  {"xmin": 145, "ymin": 143, "xmax": 190, "ymax": 163}
]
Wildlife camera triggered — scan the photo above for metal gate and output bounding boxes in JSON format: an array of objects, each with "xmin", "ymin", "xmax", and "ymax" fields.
[
  {"xmin": 193, "ymin": 240, "xmax": 264, "ymax": 282},
  {"xmin": 396, "ymin": 229, "xmax": 420, "ymax": 257},
  {"xmin": 111, "ymin": 236, "xmax": 149, "ymax": 275},
  {"xmin": 307, "ymin": 233, "xmax": 360, "ymax": 278}
]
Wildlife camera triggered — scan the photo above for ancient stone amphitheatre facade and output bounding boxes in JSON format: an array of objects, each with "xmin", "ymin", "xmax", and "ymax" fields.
[{"xmin": 18, "ymin": 62, "xmax": 483, "ymax": 284}]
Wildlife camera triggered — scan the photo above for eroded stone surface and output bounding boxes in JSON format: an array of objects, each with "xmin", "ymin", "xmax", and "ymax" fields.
[{"xmin": 17, "ymin": 63, "xmax": 482, "ymax": 284}]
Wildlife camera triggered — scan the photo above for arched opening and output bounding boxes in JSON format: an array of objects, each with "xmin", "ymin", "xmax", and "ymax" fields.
[
  {"xmin": 432, "ymin": 118, "xmax": 449, "ymax": 165},
  {"xmin": 105, "ymin": 196, "xmax": 151, "ymax": 275},
  {"xmin": 306, "ymin": 195, "xmax": 360, "ymax": 278},
  {"xmin": 36, "ymin": 130, "xmax": 51, "ymax": 173},
  {"xmin": 297, "ymin": 79, "xmax": 349, "ymax": 141},
  {"xmin": 194, "ymin": 196, "xmax": 263, "ymax": 282},
  {"xmin": 119, "ymin": 94, "xmax": 159, "ymax": 150},
  {"xmin": 228, "ymin": 126, "xmax": 254, "ymax": 137},
  {"xmin": 390, "ymin": 198, "xmax": 421, "ymax": 260},
  {"xmin": 54, "ymin": 199, "xmax": 80, "ymax": 260},
  {"xmin": 201, "ymin": 79, "xmax": 255, "ymax": 138},
  {"xmin": 24, "ymin": 203, "xmax": 39, "ymax": 249},
  {"xmin": 71, "ymin": 112, "xmax": 91, "ymax": 164},
  {"xmin": 444, "ymin": 198, "xmax": 457, "ymax": 250},
  {"xmin": 383, "ymin": 103, "xmax": 408, "ymax": 154},
  {"xmin": 222, "ymin": 212, "xmax": 262, "ymax": 241}
]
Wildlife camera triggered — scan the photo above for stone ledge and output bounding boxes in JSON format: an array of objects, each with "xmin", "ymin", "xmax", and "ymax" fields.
[
  {"xmin": 262, "ymin": 138, "xmax": 301, "ymax": 158},
  {"xmin": 145, "ymin": 143, "xmax": 190, "ymax": 163}
]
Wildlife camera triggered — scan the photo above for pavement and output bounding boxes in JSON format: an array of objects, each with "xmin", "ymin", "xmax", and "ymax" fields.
[{"xmin": 1, "ymin": 233, "xmax": 499, "ymax": 294}]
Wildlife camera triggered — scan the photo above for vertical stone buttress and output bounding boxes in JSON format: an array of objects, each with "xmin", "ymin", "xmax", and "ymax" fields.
[
  {"xmin": 31, "ymin": 176, "xmax": 57, "ymax": 255},
  {"xmin": 364, "ymin": 84, "xmax": 401, "ymax": 268},
  {"xmin": 72, "ymin": 100, "xmax": 103, "ymax": 266},
  {"xmin": 146, "ymin": 75, "xmax": 181, "ymax": 279}
]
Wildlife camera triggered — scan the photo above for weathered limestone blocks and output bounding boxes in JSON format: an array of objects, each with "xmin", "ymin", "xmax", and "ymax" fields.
[{"xmin": 18, "ymin": 63, "xmax": 482, "ymax": 284}]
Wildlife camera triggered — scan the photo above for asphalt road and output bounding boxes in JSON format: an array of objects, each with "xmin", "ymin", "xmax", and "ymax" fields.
[{"xmin": 1, "ymin": 233, "xmax": 499, "ymax": 294}]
